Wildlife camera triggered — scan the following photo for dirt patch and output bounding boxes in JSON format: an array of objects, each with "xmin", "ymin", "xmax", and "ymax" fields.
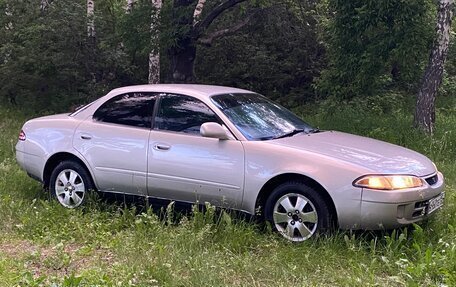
[
  {"xmin": 0, "ymin": 239, "xmax": 39, "ymax": 258},
  {"xmin": 0, "ymin": 239, "xmax": 116, "ymax": 279}
]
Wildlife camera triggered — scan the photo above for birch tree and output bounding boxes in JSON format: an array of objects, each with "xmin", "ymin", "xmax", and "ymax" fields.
[
  {"xmin": 126, "ymin": 0, "xmax": 134, "ymax": 13},
  {"xmin": 193, "ymin": 0, "xmax": 206, "ymax": 25},
  {"xmin": 40, "ymin": 0, "xmax": 50, "ymax": 12},
  {"xmin": 2, "ymin": 3, "xmax": 15, "ymax": 104},
  {"xmin": 87, "ymin": 0, "xmax": 95, "ymax": 38},
  {"xmin": 148, "ymin": 0, "xmax": 162, "ymax": 84},
  {"xmin": 414, "ymin": 0, "xmax": 454, "ymax": 134}
]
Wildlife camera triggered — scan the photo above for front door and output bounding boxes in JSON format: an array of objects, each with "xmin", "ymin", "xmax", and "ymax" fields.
[{"xmin": 147, "ymin": 94, "xmax": 244, "ymax": 208}]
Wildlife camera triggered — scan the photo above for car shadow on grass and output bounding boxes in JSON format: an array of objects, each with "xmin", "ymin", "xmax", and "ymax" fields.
[{"xmin": 92, "ymin": 191, "xmax": 257, "ymax": 226}]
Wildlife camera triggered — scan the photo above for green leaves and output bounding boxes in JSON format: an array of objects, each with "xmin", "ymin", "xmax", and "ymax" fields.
[
  {"xmin": 318, "ymin": 0, "xmax": 435, "ymax": 99},
  {"xmin": 196, "ymin": 2, "xmax": 325, "ymax": 105}
]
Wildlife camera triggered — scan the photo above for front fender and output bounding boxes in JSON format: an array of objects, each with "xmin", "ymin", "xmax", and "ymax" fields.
[{"xmin": 240, "ymin": 141, "xmax": 370, "ymax": 229}]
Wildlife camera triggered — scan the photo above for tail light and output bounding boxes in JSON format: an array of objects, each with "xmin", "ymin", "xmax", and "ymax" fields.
[{"xmin": 18, "ymin": 130, "xmax": 26, "ymax": 141}]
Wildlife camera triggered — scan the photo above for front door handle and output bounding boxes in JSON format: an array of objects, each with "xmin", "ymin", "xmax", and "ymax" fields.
[
  {"xmin": 80, "ymin": 133, "xmax": 92, "ymax": 140},
  {"xmin": 154, "ymin": 144, "xmax": 171, "ymax": 151}
]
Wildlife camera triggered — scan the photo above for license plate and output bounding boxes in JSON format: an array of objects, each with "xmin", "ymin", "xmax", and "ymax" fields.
[{"xmin": 427, "ymin": 192, "xmax": 445, "ymax": 215}]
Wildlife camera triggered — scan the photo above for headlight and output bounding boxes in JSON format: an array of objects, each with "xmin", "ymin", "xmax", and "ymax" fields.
[{"xmin": 353, "ymin": 175, "xmax": 423, "ymax": 190}]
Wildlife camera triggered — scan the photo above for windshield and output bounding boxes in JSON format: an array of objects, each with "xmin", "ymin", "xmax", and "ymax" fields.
[{"xmin": 211, "ymin": 93, "xmax": 314, "ymax": 141}]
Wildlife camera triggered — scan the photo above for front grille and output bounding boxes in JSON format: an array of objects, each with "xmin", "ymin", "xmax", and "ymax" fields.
[{"xmin": 425, "ymin": 174, "xmax": 438, "ymax": 186}]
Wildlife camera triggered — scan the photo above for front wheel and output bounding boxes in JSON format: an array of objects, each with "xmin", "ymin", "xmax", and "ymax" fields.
[
  {"xmin": 49, "ymin": 161, "xmax": 94, "ymax": 208},
  {"xmin": 265, "ymin": 181, "xmax": 331, "ymax": 242}
]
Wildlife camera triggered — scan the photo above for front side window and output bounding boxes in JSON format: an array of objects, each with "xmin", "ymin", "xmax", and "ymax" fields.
[
  {"xmin": 93, "ymin": 93, "xmax": 156, "ymax": 128},
  {"xmin": 155, "ymin": 94, "xmax": 220, "ymax": 135}
]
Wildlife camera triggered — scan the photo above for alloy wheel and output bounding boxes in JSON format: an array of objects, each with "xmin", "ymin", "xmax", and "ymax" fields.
[
  {"xmin": 273, "ymin": 193, "xmax": 318, "ymax": 242},
  {"xmin": 54, "ymin": 169, "xmax": 86, "ymax": 208}
]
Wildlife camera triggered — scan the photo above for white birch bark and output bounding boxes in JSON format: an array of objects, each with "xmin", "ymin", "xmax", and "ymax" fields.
[
  {"xmin": 193, "ymin": 0, "xmax": 207, "ymax": 25},
  {"xmin": 148, "ymin": 0, "xmax": 162, "ymax": 84},
  {"xmin": 414, "ymin": 0, "xmax": 454, "ymax": 134},
  {"xmin": 87, "ymin": 0, "xmax": 95, "ymax": 37},
  {"xmin": 4, "ymin": 4, "xmax": 12, "ymax": 65},
  {"xmin": 5, "ymin": 4, "xmax": 12, "ymax": 29},
  {"xmin": 126, "ymin": 0, "xmax": 135, "ymax": 13},
  {"xmin": 40, "ymin": 0, "xmax": 49, "ymax": 11}
]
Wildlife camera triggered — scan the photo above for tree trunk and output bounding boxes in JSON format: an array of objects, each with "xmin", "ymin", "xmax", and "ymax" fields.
[
  {"xmin": 193, "ymin": 0, "xmax": 206, "ymax": 25},
  {"xmin": 148, "ymin": 0, "xmax": 162, "ymax": 84},
  {"xmin": 165, "ymin": 0, "xmax": 249, "ymax": 83},
  {"xmin": 5, "ymin": 3, "xmax": 12, "ymax": 30},
  {"xmin": 391, "ymin": 61, "xmax": 400, "ymax": 82},
  {"xmin": 414, "ymin": 0, "xmax": 454, "ymax": 134},
  {"xmin": 164, "ymin": 0, "xmax": 206, "ymax": 83},
  {"xmin": 86, "ymin": 0, "xmax": 96, "ymax": 83},
  {"xmin": 126, "ymin": 0, "xmax": 135, "ymax": 13},
  {"xmin": 87, "ymin": 0, "xmax": 95, "ymax": 38},
  {"xmin": 40, "ymin": 0, "xmax": 49, "ymax": 12},
  {"xmin": 169, "ymin": 39, "xmax": 197, "ymax": 83},
  {"xmin": 166, "ymin": 0, "xmax": 197, "ymax": 83}
]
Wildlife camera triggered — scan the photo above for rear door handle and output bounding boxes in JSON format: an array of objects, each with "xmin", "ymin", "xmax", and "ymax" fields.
[
  {"xmin": 154, "ymin": 143, "xmax": 170, "ymax": 151},
  {"xmin": 80, "ymin": 133, "xmax": 92, "ymax": 140}
]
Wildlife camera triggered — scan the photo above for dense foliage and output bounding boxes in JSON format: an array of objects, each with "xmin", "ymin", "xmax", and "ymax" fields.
[
  {"xmin": 0, "ymin": 0, "xmax": 455, "ymax": 112},
  {"xmin": 196, "ymin": 2, "xmax": 325, "ymax": 105},
  {"xmin": 317, "ymin": 0, "xmax": 435, "ymax": 98},
  {"xmin": 0, "ymin": 0, "xmax": 132, "ymax": 111}
]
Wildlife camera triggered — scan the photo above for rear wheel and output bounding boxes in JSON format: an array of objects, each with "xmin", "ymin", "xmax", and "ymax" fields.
[
  {"xmin": 49, "ymin": 161, "xmax": 94, "ymax": 208},
  {"xmin": 265, "ymin": 181, "xmax": 331, "ymax": 242}
]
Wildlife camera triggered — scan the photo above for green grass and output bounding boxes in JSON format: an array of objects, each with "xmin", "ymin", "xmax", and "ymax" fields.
[{"xmin": 0, "ymin": 94, "xmax": 455, "ymax": 286}]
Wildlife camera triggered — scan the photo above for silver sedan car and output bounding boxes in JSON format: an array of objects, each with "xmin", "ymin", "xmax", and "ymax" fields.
[{"xmin": 16, "ymin": 85, "xmax": 445, "ymax": 242}]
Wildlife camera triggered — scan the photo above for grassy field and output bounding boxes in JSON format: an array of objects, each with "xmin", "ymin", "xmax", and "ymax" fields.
[{"xmin": 0, "ymin": 94, "xmax": 455, "ymax": 286}]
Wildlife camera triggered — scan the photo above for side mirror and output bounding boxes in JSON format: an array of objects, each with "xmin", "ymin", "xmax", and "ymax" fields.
[{"xmin": 200, "ymin": 122, "xmax": 229, "ymax": 140}]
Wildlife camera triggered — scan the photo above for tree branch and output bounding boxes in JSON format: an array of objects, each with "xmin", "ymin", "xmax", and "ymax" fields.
[
  {"xmin": 198, "ymin": 10, "xmax": 258, "ymax": 46},
  {"xmin": 194, "ymin": 0, "xmax": 248, "ymax": 37}
]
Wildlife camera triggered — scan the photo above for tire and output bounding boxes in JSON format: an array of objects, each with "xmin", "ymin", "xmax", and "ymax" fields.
[
  {"xmin": 49, "ymin": 160, "xmax": 94, "ymax": 209},
  {"xmin": 265, "ymin": 181, "xmax": 331, "ymax": 242}
]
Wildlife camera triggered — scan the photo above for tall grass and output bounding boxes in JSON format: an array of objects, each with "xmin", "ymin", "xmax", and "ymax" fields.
[{"xmin": 0, "ymin": 94, "xmax": 455, "ymax": 286}]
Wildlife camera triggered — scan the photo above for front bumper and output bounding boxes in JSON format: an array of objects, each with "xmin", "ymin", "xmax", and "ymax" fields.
[{"xmin": 359, "ymin": 172, "xmax": 445, "ymax": 229}]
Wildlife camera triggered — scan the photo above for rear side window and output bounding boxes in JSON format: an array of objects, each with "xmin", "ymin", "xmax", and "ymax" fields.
[
  {"xmin": 93, "ymin": 93, "xmax": 156, "ymax": 128},
  {"xmin": 155, "ymin": 94, "xmax": 220, "ymax": 135}
]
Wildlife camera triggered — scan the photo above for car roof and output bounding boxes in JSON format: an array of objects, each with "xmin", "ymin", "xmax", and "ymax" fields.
[
  {"xmin": 109, "ymin": 84, "xmax": 254, "ymax": 98},
  {"xmin": 71, "ymin": 84, "xmax": 256, "ymax": 118}
]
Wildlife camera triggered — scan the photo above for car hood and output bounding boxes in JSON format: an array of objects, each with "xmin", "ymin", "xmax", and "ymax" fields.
[{"xmin": 269, "ymin": 131, "xmax": 436, "ymax": 177}]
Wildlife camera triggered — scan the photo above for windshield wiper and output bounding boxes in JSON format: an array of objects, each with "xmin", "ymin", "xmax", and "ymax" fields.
[
  {"xmin": 273, "ymin": 129, "xmax": 305, "ymax": 139},
  {"xmin": 308, "ymin": 128, "xmax": 320, "ymax": 133}
]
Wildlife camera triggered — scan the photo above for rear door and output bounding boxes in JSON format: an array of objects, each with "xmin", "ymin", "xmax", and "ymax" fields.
[
  {"xmin": 73, "ymin": 92, "xmax": 156, "ymax": 195},
  {"xmin": 147, "ymin": 94, "xmax": 245, "ymax": 208}
]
